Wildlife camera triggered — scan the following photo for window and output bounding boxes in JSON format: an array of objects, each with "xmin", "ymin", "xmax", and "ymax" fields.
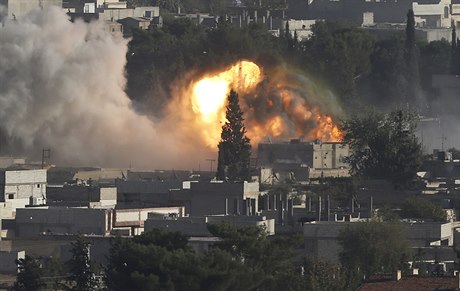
[
  {"xmin": 37, "ymin": 184, "xmax": 40, "ymax": 188},
  {"xmin": 8, "ymin": 194, "xmax": 14, "ymax": 199}
]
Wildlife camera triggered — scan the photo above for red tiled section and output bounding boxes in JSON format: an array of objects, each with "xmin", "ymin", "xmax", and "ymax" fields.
[{"xmin": 359, "ymin": 276, "xmax": 459, "ymax": 291}]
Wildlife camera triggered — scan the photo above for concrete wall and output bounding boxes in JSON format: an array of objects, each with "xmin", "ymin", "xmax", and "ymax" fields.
[
  {"xmin": 186, "ymin": 182, "xmax": 259, "ymax": 216},
  {"xmin": 0, "ymin": 250, "xmax": 24, "ymax": 274},
  {"xmin": 113, "ymin": 206, "xmax": 185, "ymax": 228},
  {"xmin": 0, "ymin": 169, "xmax": 47, "ymax": 214},
  {"xmin": 303, "ymin": 221, "xmax": 458, "ymax": 263},
  {"xmin": 15, "ymin": 207, "xmax": 110, "ymax": 238}
]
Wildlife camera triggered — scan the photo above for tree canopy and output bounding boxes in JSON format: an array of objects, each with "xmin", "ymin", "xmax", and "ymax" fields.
[
  {"xmin": 338, "ymin": 222, "xmax": 409, "ymax": 279},
  {"xmin": 13, "ymin": 255, "xmax": 46, "ymax": 291},
  {"xmin": 401, "ymin": 197, "xmax": 447, "ymax": 222},
  {"xmin": 341, "ymin": 109, "xmax": 423, "ymax": 188}
]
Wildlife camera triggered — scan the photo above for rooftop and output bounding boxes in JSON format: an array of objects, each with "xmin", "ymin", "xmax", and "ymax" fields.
[{"xmin": 359, "ymin": 275, "xmax": 459, "ymax": 291}]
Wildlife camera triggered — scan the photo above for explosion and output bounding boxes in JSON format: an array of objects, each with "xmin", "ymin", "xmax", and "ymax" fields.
[
  {"xmin": 0, "ymin": 7, "xmax": 342, "ymax": 169},
  {"xmin": 188, "ymin": 60, "xmax": 342, "ymax": 148}
]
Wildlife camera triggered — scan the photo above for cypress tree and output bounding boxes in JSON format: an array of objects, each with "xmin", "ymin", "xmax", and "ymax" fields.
[
  {"xmin": 217, "ymin": 89, "xmax": 251, "ymax": 182},
  {"xmin": 404, "ymin": 9, "xmax": 421, "ymax": 106},
  {"xmin": 451, "ymin": 22, "xmax": 458, "ymax": 74},
  {"xmin": 13, "ymin": 256, "xmax": 45, "ymax": 291},
  {"xmin": 67, "ymin": 235, "xmax": 98, "ymax": 291}
]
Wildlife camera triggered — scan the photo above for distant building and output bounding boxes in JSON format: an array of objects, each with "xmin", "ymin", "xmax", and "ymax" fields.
[
  {"xmin": 303, "ymin": 220, "xmax": 459, "ymax": 263},
  {"xmin": 145, "ymin": 214, "xmax": 275, "ymax": 236},
  {"xmin": 12, "ymin": 205, "xmax": 185, "ymax": 238},
  {"xmin": 291, "ymin": 0, "xmax": 452, "ymax": 28},
  {"xmin": 0, "ymin": 0, "xmax": 62, "ymax": 20},
  {"xmin": 257, "ymin": 140, "xmax": 349, "ymax": 184},
  {"xmin": 0, "ymin": 169, "xmax": 47, "ymax": 219},
  {"xmin": 46, "ymin": 184, "xmax": 117, "ymax": 208},
  {"xmin": 171, "ymin": 181, "xmax": 260, "ymax": 217}
]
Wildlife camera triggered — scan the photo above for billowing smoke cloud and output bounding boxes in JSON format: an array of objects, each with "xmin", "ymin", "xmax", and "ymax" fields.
[
  {"xmin": 0, "ymin": 7, "xmax": 205, "ymax": 169},
  {"xmin": 0, "ymin": 7, "xmax": 345, "ymax": 169}
]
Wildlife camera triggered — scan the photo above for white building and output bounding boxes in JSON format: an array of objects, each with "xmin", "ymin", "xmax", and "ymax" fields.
[
  {"xmin": 413, "ymin": 0, "xmax": 451, "ymax": 28},
  {"xmin": 0, "ymin": 169, "xmax": 47, "ymax": 219}
]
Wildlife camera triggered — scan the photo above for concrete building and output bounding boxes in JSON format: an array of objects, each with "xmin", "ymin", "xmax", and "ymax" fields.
[
  {"xmin": 257, "ymin": 140, "xmax": 349, "ymax": 184},
  {"xmin": 12, "ymin": 205, "xmax": 185, "ymax": 238},
  {"xmin": 292, "ymin": 0, "xmax": 453, "ymax": 28},
  {"xmin": 117, "ymin": 16, "xmax": 151, "ymax": 36},
  {"xmin": 0, "ymin": 250, "xmax": 24, "ymax": 274},
  {"xmin": 0, "ymin": 169, "xmax": 47, "ymax": 219},
  {"xmin": 112, "ymin": 206, "xmax": 185, "ymax": 235},
  {"xmin": 145, "ymin": 214, "xmax": 275, "ymax": 237},
  {"xmin": 14, "ymin": 207, "xmax": 112, "ymax": 238},
  {"xmin": 303, "ymin": 220, "xmax": 459, "ymax": 263},
  {"xmin": 116, "ymin": 180, "xmax": 182, "ymax": 207},
  {"xmin": 171, "ymin": 181, "xmax": 260, "ymax": 217},
  {"xmin": 46, "ymin": 184, "xmax": 117, "ymax": 208},
  {"xmin": 0, "ymin": 0, "xmax": 62, "ymax": 20}
]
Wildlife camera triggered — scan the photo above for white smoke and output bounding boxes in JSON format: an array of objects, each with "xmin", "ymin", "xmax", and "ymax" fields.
[{"xmin": 0, "ymin": 7, "xmax": 207, "ymax": 169}]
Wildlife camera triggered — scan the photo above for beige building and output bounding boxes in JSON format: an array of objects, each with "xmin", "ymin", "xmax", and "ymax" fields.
[
  {"xmin": 258, "ymin": 140, "xmax": 350, "ymax": 184},
  {"xmin": 0, "ymin": 169, "xmax": 47, "ymax": 219}
]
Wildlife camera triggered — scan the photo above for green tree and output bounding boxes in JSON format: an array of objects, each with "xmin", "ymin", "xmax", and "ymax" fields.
[
  {"xmin": 207, "ymin": 222, "xmax": 305, "ymax": 290},
  {"xmin": 304, "ymin": 259, "xmax": 347, "ymax": 291},
  {"xmin": 216, "ymin": 89, "xmax": 252, "ymax": 181},
  {"xmin": 303, "ymin": 20, "xmax": 375, "ymax": 106},
  {"xmin": 369, "ymin": 36, "xmax": 406, "ymax": 107},
  {"xmin": 420, "ymin": 40, "xmax": 451, "ymax": 91},
  {"xmin": 341, "ymin": 109, "xmax": 423, "ymax": 188},
  {"xmin": 105, "ymin": 230, "xmax": 207, "ymax": 291},
  {"xmin": 67, "ymin": 235, "xmax": 98, "ymax": 291},
  {"xmin": 13, "ymin": 255, "xmax": 45, "ymax": 291},
  {"xmin": 338, "ymin": 222, "xmax": 409, "ymax": 279},
  {"xmin": 401, "ymin": 197, "xmax": 447, "ymax": 222}
]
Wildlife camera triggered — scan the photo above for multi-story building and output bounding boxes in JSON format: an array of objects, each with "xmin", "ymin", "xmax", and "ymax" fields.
[
  {"xmin": 0, "ymin": 169, "xmax": 47, "ymax": 218},
  {"xmin": 257, "ymin": 140, "xmax": 350, "ymax": 184}
]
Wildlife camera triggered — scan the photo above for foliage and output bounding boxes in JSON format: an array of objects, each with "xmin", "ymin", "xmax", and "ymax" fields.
[
  {"xmin": 207, "ymin": 222, "xmax": 305, "ymax": 290},
  {"xmin": 304, "ymin": 259, "xmax": 347, "ymax": 291},
  {"xmin": 341, "ymin": 109, "xmax": 423, "ymax": 188},
  {"xmin": 369, "ymin": 36, "xmax": 407, "ymax": 106},
  {"xmin": 419, "ymin": 40, "xmax": 450, "ymax": 91},
  {"xmin": 375, "ymin": 204, "xmax": 400, "ymax": 222},
  {"xmin": 303, "ymin": 20, "xmax": 375, "ymax": 105},
  {"xmin": 67, "ymin": 235, "xmax": 99, "ymax": 291},
  {"xmin": 338, "ymin": 222, "xmax": 409, "ymax": 278},
  {"xmin": 400, "ymin": 197, "xmax": 447, "ymax": 222},
  {"xmin": 126, "ymin": 19, "xmax": 283, "ymax": 117},
  {"xmin": 12, "ymin": 255, "xmax": 45, "ymax": 291},
  {"xmin": 41, "ymin": 257, "xmax": 67, "ymax": 290},
  {"xmin": 217, "ymin": 90, "xmax": 252, "ymax": 181},
  {"xmin": 321, "ymin": 177, "xmax": 357, "ymax": 208},
  {"xmin": 448, "ymin": 147, "xmax": 460, "ymax": 160},
  {"xmin": 105, "ymin": 230, "xmax": 201, "ymax": 291},
  {"xmin": 106, "ymin": 225, "xmax": 305, "ymax": 291}
]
